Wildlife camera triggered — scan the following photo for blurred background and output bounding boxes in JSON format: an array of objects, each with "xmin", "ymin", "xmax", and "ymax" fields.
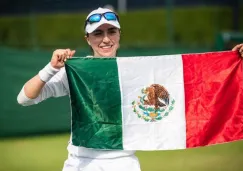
[{"xmin": 0, "ymin": 0, "xmax": 243, "ymax": 171}]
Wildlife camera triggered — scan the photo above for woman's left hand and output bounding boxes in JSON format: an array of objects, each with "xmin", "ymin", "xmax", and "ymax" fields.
[{"xmin": 232, "ymin": 43, "xmax": 243, "ymax": 58}]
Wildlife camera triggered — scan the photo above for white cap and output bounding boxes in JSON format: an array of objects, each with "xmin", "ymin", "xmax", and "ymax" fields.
[{"xmin": 85, "ymin": 7, "xmax": 120, "ymax": 34}]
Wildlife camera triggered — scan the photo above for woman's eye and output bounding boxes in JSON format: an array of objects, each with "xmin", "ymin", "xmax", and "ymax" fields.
[
  {"xmin": 109, "ymin": 30, "xmax": 116, "ymax": 34},
  {"xmin": 94, "ymin": 32, "xmax": 102, "ymax": 36}
]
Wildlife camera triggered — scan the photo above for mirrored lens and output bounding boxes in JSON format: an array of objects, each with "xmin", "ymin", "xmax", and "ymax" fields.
[
  {"xmin": 89, "ymin": 14, "xmax": 101, "ymax": 23},
  {"xmin": 104, "ymin": 12, "xmax": 117, "ymax": 21}
]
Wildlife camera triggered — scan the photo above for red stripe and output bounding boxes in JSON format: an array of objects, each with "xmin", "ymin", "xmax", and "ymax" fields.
[{"xmin": 182, "ymin": 51, "xmax": 243, "ymax": 148}]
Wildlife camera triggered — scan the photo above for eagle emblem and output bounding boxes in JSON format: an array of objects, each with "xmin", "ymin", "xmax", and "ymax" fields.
[{"xmin": 132, "ymin": 84, "xmax": 175, "ymax": 122}]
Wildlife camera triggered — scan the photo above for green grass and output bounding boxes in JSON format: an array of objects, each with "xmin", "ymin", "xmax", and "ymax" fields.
[{"xmin": 1, "ymin": 134, "xmax": 243, "ymax": 171}]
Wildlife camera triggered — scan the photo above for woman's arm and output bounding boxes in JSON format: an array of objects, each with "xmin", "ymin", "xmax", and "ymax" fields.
[{"xmin": 17, "ymin": 48, "xmax": 75, "ymax": 106}]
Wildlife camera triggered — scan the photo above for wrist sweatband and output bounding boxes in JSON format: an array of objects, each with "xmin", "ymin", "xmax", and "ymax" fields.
[{"xmin": 38, "ymin": 63, "xmax": 60, "ymax": 82}]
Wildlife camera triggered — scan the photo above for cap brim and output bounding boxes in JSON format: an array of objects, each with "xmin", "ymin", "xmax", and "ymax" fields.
[{"xmin": 86, "ymin": 19, "xmax": 120, "ymax": 34}]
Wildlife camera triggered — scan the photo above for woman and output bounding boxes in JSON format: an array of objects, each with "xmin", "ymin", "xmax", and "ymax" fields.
[
  {"xmin": 17, "ymin": 7, "xmax": 140, "ymax": 171},
  {"xmin": 17, "ymin": 7, "xmax": 243, "ymax": 171}
]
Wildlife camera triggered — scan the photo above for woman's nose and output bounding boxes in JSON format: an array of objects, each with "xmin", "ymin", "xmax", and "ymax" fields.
[{"xmin": 102, "ymin": 33, "xmax": 111, "ymax": 43}]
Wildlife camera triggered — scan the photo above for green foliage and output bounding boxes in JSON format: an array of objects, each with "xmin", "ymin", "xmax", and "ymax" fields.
[{"xmin": 0, "ymin": 6, "xmax": 242, "ymax": 49}]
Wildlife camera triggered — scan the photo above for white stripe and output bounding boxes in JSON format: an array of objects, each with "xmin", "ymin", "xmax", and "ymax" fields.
[
  {"xmin": 117, "ymin": 55, "xmax": 186, "ymax": 150},
  {"xmin": 116, "ymin": 57, "xmax": 125, "ymax": 150}
]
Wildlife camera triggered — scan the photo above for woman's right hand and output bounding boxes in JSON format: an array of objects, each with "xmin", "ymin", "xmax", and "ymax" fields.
[{"xmin": 51, "ymin": 49, "xmax": 76, "ymax": 69}]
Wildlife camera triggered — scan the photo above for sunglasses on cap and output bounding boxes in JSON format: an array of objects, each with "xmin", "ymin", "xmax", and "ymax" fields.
[{"xmin": 85, "ymin": 12, "xmax": 119, "ymax": 26}]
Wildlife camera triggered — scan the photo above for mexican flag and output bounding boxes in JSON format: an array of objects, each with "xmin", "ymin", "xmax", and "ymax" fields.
[{"xmin": 65, "ymin": 51, "xmax": 243, "ymax": 150}]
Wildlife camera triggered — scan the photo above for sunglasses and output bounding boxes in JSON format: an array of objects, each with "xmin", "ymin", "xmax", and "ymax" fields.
[{"xmin": 85, "ymin": 12, "xmax": 119, "ymax": 26}]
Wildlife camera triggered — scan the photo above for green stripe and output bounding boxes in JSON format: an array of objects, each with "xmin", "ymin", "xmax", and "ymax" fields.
[{"xmin": 65, "ymin": 58, "xmax": 122, "ymax": 149}]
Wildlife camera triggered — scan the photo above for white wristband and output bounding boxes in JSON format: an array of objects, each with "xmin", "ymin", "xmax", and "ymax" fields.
[{"xmin": 38, "ymin": 63, "xmax": 60, "ymax": 82}]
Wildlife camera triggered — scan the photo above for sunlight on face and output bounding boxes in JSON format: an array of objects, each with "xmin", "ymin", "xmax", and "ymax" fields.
[{"xmin": 86, "ymin": 24, "xmax": 120, "ymax": 57}]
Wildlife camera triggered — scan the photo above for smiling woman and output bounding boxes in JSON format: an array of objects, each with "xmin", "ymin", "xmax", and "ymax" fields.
[
  {"xmin": 16, "ymin": 6, "xmax": 243, "ymax": 171},
  {"xmin": 84, "ymin": 8, "xmax": 121, "ymax": 57},
  {"xmin": 85, "ymin": 25, "xmax": 121, "ymax": 57},
  {"xmin": 16, "ymin": 7, "xmax": 141, "ymax": 171}
]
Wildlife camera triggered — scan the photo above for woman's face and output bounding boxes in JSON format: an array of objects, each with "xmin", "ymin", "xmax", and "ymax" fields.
[{"xmin": 86, "ymin": 24, "xmax": 120, "ymax": 57}]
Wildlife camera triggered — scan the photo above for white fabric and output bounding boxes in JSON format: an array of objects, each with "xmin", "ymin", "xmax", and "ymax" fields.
[
  {"xmin": 67, "ymin": 144, "xmax": 135, "ymax": 159},
  {"xmin": 17, "ymin": 68, "xmax": 68, "ymax": 106},
  {"xmin": 62, "ymin": 153, "xmax": 141, "ymax": 171},
  {"xmin": 38, "ymin": 62, "xmax": 60, "ymax": 82},
  {"xmin": 17, "ymin": 65, "xmax": 136, "ymax": 159},
  {"xmin": 17, "ymin": 86, "xmax": 35, "ymax": 106},
  {"xmin": 85, "ymin": 7, "xmax": 120, "ymax": 33},
  {"xmin": 117, "ymin": 55, "xmax": 186, "ymax": 150}
]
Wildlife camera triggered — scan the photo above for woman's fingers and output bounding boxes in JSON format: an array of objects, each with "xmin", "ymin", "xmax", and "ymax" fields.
[{"xmin": 232, "ymin": 43, "xmax": 243, "ymax": 51}]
